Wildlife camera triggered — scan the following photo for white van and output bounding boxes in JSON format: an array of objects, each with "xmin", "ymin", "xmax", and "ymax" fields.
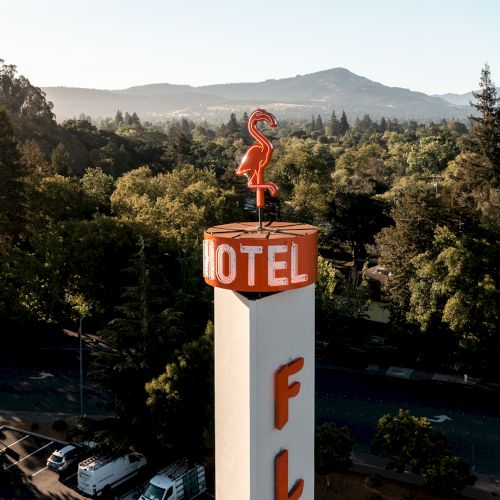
[
  {"xmin": 77, "ymin": 452, "xmax": 147, "ymax": 497},
  {"xmin": 139, "ymin": 459, "xmax": 206, "ymax": 500}
]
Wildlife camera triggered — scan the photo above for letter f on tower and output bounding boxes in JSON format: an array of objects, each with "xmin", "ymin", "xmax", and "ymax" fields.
[{"xmin": 275, "ymin": 358, "xmax": 304, "ymax": 430}]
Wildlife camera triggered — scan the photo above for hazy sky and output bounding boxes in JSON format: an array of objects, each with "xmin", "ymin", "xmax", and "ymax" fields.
[{"xmin": 1, "ymin": 0, "xmax": 499, "ymax": 94}]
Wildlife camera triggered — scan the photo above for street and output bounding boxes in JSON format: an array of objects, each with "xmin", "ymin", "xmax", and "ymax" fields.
[{"xmin": 316, "ymin": 367, "xmax": 500, "ymax": 476}]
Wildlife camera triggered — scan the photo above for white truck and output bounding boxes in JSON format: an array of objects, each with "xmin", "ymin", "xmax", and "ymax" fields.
[
  {"xmin": 139, "ymin": 459, "xmax": 206, "ymax": 500},
  {"xmin": 77, "ymin": 452, "xmax": 147, "ymax": 497}
]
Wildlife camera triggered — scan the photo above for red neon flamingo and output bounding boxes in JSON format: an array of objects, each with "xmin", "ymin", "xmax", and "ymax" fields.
[{"xmin": 236, "ymin": 109, "xmax": 279, "ymax": 209}]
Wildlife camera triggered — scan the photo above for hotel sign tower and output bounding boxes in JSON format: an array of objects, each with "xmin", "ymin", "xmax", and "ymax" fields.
[{"xmin": 203, "ymin": 109, "xmax": 318, "ymax": 500}]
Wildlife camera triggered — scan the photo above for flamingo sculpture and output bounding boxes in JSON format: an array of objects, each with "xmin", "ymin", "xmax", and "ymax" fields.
[{"xmin": 236, "ymin": 109, "xmax": 279, "ymax": 211}]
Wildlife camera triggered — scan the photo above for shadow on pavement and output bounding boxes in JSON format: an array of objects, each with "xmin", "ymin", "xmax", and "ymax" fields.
[{"xmin": 0, "ymin": 455, "xmax": 44, "ymax": 499}]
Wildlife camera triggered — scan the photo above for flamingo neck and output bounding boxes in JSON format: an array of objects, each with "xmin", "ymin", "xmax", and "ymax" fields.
[{"xmin": 249, "ymin": 119, "xmax": 272, "ymax": 150}]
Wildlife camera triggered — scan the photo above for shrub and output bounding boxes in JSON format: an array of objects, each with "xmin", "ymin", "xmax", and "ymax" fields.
[
  {"xmin": 52, "ymin": 419, "xmax": 68, "ymax": 432},
  {"xmin": 366, "ymin": 473, "xmax": 382, "ymax": 489}
]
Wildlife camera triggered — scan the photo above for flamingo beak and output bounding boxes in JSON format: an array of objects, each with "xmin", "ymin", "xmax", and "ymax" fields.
[{"xmin": 267, "ymin": 114, "xmax": 278, "ymax": 128}]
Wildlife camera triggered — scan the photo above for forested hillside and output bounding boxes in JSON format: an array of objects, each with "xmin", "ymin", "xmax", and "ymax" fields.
[{"xmin": 1, "ymin": 59, "xmax": 498, "ymax": 458}]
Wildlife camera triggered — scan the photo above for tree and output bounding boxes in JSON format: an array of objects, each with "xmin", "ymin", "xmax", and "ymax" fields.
[
  {"xmin": 226, "ymin": 113, "xmax": 240, "ymax": 135},
  {"xmin": 377, "ymin": 181, "xmax": 449, "ymax": 326},
  {"xmin": 371, "ymin": 409, "xmax": 439, "ymax": 474},
  {"xmin": 115, "ymin": 110, "xmax": 124, "ymax": 126},
  {"xmin": 357, "ymin": 114, "xmax": 375, "ymax": 134},
  {"xmin": 81, "ymin": 166, "xmax": 115, "ymax": 213},
  {"xmin": 240, "ymin": 111, "xmax": 251, "ymax": 144},
  {"xmin": 315, "ymin": 423, "xmax": 353, "ymax": 487},
  {"xmin": 0, "ymin": 59, "xmax": 55, "ymax": 136},
  {"xmin": 89, "ymin": 141, "xmax": 131, "ymax": 177},
  {"xmin": 422, "ymin": 455, "xmax": 476, "ymax": 498},
  {"xmin": 406, "ymin": 225, "xmax": 499, "ymax": 370},
  {"xmin": 0, "ymin": 109, "xmax": 28, "ymax": 240},
  {"xmin": 111, "ymin": 165, "xmax": 239, "ymax": 250},
  {"xmin": 19, "ymin": 139, "xmax": 53, "ymax": 178},
  {"xmin": 372, "ymin": 409, "xmax": 475, "ymax": 497},
  {"xmin": 145, "ymin": 320, "xmax": 214, "ymax": 457},
  {"xmin": 51, "ymin": 143, "xmax": 75, "ymax": 176},
  {"xmin": 130, "ymin": 112, "xmax": 141, "ymax": 127},
  {"xmin": 315, "ymin": 256, "xmax": 343, "ymax": 333},
  {"xmin": 310, "ymin": 114, "xmax": 316, "ymax": 133},
  {"xmin": 379, "ymin": 116, "xmax": 387, "ymax": 133},
  {"xmin": 163, "ymin": 128, "xmax": 194, "ymax": 168},
  {"xmin": 268, "ymin": 137, "xmax": 334, "ymax": 222},
  {"xmin": 31, "ymin": 174, "xmax": 93, "ymax": 227},
  {"xmin": 92, "ymin": 237, "xmax": 183, "ymax": 454},
  {"xmin": 339, "ymin": 110, "xmax": 350, "ymax": 135},
  {"xmin": 406, "ymin": 136, "xmax": 454, "ymax": 176},
  {"xmin": 469, "ymin": 64, "xmax": 500, "ymax": 173},
  {"xmin": 316, "ymin": 114, "xmax": 325, "ymax": 135},
  {"xmin": 443, "ymin": 151, "xmax": 493, "ymax": 201},
  {"xmin": 36, "ymin": 216, "xmax": 142, "ymax": 321},
  {"xmin": 329, "ymin": 110, "xmax": 340, "ymax": 137},
  {"xmin": 327, "ymin": 191, "xmax": 390, "ymax": 266},
  {"xmin": 329, "ymin": 144, "xmax": 391, "ymax": 265}
]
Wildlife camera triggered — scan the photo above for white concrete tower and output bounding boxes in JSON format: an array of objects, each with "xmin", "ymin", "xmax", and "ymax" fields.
[{"xmin": 203, "ymin": 221, "xmax": 318, "ymax": 500}]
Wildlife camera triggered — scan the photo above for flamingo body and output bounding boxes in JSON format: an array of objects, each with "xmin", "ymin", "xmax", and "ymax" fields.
[{"xmin": 236, "ymin": 109, "xmax": 279, "ymax": 208}]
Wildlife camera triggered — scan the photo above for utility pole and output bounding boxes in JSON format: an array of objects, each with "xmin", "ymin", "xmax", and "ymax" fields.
[{"xmin": 79, "ymin": 306, "xmax": 92, "ymax": 417}]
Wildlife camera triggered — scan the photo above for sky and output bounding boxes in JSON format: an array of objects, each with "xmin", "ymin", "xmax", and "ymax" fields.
[{"xmin": 1, "ymin": 0, "xmax": 499, "ymax": 95}]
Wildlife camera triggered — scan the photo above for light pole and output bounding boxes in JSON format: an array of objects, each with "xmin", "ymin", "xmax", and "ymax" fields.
[{"xmin": 79, "ymin": 306, "xmax": 92, "ymax": 417}]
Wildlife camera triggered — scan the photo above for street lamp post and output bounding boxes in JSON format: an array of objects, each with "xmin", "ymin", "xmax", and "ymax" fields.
[{"xmin": 79, "ymin": 307, "xmax": 92, "ymax": 417}]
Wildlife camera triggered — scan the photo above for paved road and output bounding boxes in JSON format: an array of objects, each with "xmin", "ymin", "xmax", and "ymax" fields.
[
  {"xmin": 0, "ymin": 367, "xmax": 110, "ymax": 416},
  {"xmin": 316, "ymin": 367, "xmax": 500, "ymax": 476}
]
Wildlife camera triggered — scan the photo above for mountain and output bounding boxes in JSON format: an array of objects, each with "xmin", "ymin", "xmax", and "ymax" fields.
[
  {"xmin": 436, "ymin": 88, "xmax": 500, "ymax": 106},
  {"xmin": 42, "ymin": 68, "xmax": 472, "ymax": 123}
]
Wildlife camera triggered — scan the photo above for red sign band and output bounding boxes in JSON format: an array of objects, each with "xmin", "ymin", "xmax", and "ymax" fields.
[{"xmin": 203, "ymin": 222, "xmax": 317, "ymax": 292}]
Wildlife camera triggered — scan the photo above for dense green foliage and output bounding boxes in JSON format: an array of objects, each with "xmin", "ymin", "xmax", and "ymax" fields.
[
  {"xmin": 0, "ymin": 59, "xmax": 499, "ymax": 462},
  {"xmin": 315, "ymin": 422, "xmax": 353, "ymax": 487},
  {"xmin": 372, "ymin": 409, "xmax": 476, "ymax": 497}
]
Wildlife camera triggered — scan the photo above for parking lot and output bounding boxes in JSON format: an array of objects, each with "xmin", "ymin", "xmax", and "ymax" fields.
[
  {"xmin": 0, "ymin": 426, "xmax": 148, "ymax": 499},
  {"xmin": 1, "ymin": 425, "xmax": 215, "ymax": 499},
  {"xmin": 0, "ymin": 425, "xmax": 88, "ymax": 499}
]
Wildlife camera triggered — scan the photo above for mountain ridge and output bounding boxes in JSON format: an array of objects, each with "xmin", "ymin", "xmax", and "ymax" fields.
[
  {"xmin": 435, "ymin": 87, "xmax": 500, "ymax": 106},
  {"xmin": 42, "ymin": 67, "xmax": 473, "ymax": 122}
]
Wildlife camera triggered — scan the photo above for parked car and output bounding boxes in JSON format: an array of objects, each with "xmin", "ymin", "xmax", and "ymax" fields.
[{"xmin": 46, "ymin": 443, "xmax": 89, "ymax": 472}]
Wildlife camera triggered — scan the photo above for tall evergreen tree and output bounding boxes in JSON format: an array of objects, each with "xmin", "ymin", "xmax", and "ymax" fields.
[
  {"xmin": 167, "ymin": 121, "xmax": 181, "ymax": 141},
  {"xmin": 180, "ymin": 117, "xmax": 192, "ymax": 135},
  {"xmin": 0, "ymin": 109, "xmax": 28, "ymax": 240},
  {"xmin": 379, "ymin": 116, "xmax": 388, "ymax": 133},
  {"xmin": 130, "ymin": 112, "xmax": 141, "ymax": 126},
  {"xmin": 240, "ymin": 112, "xmax": 251, "ymax": 144},
  {"xmin": 115, "ymin": 110, "xmax": 124, "ymax": 126},
  {"xmin": 329, "ymin": 110, "xmax": 340, "ymax": 137},
  {"xmin": 92, "ymin": 237, "xmax": 183, "ymax": 454},
  {"xmin": 469, "ymin": 63, "xmax": 500, "ymax": 176},
  {"xmin": 358, "ymin": 114, "xmax": 374, "ymax": 133},
  {"xmin": 226, "ymin": 112, "xmax": 240, "ymax": 135},
  {"xmin": 339, "ymin": 110, "xmax": 350, "ymax": 135},
  {"xmin": 316, "ymin": 114, "xmax": 325, "ymax": 135},
  {"xmin": 311, "ymin": 114, "xmax": 316, "ymax": 132}
]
